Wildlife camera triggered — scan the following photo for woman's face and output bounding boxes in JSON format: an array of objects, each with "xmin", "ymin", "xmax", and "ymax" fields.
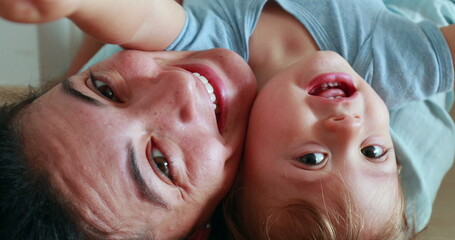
[
  {"xmin": 241, "ymin": 51, "xmax": 400, "ymax": 236},
  {"xmin": 23, "ymin": 49, "xmax": 256, "ymax": 239}
]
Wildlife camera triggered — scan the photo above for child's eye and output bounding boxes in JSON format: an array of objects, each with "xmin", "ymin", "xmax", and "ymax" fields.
[
  {"xmin": 90, "ymin": 72, "xmax": 118, "ymax": 101},
  {"xmin": 297, "ymin": 153, "xmax": 327, "ymax": 166},
  {"xmin": 361, "ymin": 145, "xmax": 386, "ymax": 159},
  {"xmin": 152, "ymin": 149, "xmax": 170, "ymax": 177}
]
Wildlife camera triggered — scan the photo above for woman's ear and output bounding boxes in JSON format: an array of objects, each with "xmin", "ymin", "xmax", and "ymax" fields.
[{"xmin": 186, "ymin": 224, "xmax": 211, "ymax": 240}]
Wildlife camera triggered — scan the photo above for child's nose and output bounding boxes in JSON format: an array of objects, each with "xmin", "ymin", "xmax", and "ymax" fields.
[{"xmin": 323, "ymin": 114, "xmax": 362, "ymax": 139}]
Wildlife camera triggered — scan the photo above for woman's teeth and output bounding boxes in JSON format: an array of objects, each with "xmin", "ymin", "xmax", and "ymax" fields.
[{"xmin": 192, "ymin": 72, "xmax": 218, "ymax": 110}]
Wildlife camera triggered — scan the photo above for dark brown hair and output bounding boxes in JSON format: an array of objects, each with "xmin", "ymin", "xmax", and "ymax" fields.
[{"xmin": 0, "ymin": 88, "xmax": 83, "ymax": 239}]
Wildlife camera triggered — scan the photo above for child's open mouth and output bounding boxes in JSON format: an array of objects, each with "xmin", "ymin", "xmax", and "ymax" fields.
[{"xmin": 307, "ymin": 73, "xmax": 357, "ymax": 99}]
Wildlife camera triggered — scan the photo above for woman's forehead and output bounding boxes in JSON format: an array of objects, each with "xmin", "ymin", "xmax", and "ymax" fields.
[{"xmin": 20, "ymin": 102, "xmax": 181, "ymax": 238}]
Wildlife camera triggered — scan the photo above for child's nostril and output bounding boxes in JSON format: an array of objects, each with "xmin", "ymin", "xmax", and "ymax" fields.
[{"xmin": 333, "ymin": 116, "xmax": 345, "ymax": 121}]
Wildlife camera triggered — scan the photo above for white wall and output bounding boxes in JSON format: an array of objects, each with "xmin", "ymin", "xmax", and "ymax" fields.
[
  {"xmin": 0, "ymin": 18, "xmax": 83, "ymax": 87},
  {"xmin": 0, "ymin": 19, "xmax": 40, "ymax": 87},
  {"xmin": 37, "ymin": 20, "xmax": 84, "ymax": 85}
]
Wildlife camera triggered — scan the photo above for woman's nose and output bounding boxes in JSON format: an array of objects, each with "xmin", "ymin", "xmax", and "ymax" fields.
[
  {"xmin": 135, "ymin": 71, "xmax": 199, "ymax": 123},
  {"xmin": 323, "ymin": 114, "xmax": 362, "ymax": 139},
  {"xmin": 167, "ymin": 74, "xmax": 199, "ymax": 123}
]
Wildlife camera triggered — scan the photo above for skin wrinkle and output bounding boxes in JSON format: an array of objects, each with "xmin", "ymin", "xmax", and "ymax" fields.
[
  {"xmin": 144, "ymin": 130, "xmax": 189, "ymax": 202},
  {"xmin": 46, "ymin": 149, "xmax": 117, "ymax": 235},
  {"xmin": 75, "ymin": 153, "xmax": 119, "ymax": 232},
  {"xmin": 58, "ymin": 157, "xmax": 118, "ymax": 234},
  {"xmin": 179, "ymin": 148, "xmax": 211, "ymax": 201},
  {"xmin": 151, "ymin": 132, "xmax": 197, "ymax": 203},
  {"xmin": 50, "ymin": 139, "xmax": 149, "ymax": 238},
  {"xmin": 29, "ymin": 103, "xmax": 121, "ymax": 235},
  {"xmin": 88, "ymin": 179, "xmax": 126, "ymax": 235}
]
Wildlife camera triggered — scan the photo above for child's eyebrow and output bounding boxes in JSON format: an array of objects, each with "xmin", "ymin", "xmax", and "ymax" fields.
[{"xmin": 61, "ymin": 78, "xmax": 104, "ymax": 107}]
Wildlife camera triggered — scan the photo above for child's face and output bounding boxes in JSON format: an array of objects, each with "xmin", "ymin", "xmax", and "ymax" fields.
[{"xmin": 241, "ymin": 51, "xmax": 400, "ymax": 235}]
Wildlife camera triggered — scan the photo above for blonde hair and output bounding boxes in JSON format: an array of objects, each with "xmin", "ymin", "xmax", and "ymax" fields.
[{"xmin": 223, "ymin": 180, "xmax": 415, "ymax": 240}]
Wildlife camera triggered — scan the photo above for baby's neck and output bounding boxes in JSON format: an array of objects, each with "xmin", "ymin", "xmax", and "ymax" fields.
[{"xmin": 249, "ymin": 1, "xmax": 319, "ymax": 89}]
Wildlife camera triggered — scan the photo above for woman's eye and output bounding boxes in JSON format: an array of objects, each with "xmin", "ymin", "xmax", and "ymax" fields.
[
  {"xmin": 90, "ymin": 72, "xmax": 117, "ymax": 101},
  {"xmin": 297, "ymin": 153, "xmax": 327, "ymax": 166},
  {"xmin": 361, "ymin": 145, "xmax": 386, "ymax": 159},
  {"xmin": 152, "ymin": 149, "xmax": 170, "ymax": 177},
  {"xmin": 94, "ymin": 81, "xmax": 115, "ymax": 99}
]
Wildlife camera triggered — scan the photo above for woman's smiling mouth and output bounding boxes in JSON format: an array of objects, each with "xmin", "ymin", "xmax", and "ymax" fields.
[{"xmin": 178, "ymin": 64, "xmax": 228, "ymax": 133}]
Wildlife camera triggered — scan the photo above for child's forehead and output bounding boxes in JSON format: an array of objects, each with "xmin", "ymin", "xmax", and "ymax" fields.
[{"xmin": 239, "ymin": 165, "xmax": 403, "ymax": 228}]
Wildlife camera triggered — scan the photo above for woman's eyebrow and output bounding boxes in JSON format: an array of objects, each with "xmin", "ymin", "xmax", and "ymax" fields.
[
  {"xmin": 128, "ymin": 142, "xmax": 168, "ymax": 209},
  {"xmin": 61, "ymin": 78, "xmax": 104, "ymax": 106}
]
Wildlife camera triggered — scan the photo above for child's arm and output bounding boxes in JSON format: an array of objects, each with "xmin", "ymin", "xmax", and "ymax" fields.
[
  {"xmin": 0, "ymin": 0, "xmax": 185, "ymax": 51},
  {"xmin": 441, "ymin": 25, "xmax": 455, "ymax": 89}
]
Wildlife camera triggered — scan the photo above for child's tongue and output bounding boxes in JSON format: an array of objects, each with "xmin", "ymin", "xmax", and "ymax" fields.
[{"xmin": 316, "ymin": 88, "xmax": 347, "ymax": 98}]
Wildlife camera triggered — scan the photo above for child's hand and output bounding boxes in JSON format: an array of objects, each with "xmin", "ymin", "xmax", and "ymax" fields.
[{"xmin": 0, "ymin": 0, "xmax": 82, "ymax": 23}]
